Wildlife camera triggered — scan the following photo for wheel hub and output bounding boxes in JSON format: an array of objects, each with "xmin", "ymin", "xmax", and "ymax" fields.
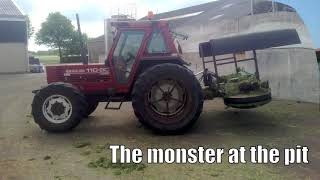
[
  {"xmin": 148, "ymin": 80, "xmax": 186, "ymax": 117},
  {"xmin": 162, "ymin": 92, "xmax": 172, "ymax": 102},
  {"xmin": 51, "ymin": 103, "xmax": 66, "ymax": 116},
  {"xmin": 42, "ymin": 95, "xmax": 72, "ymax": 124}
]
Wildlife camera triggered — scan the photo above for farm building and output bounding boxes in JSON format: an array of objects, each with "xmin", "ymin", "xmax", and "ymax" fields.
[
  {"xmin": 88, "ymin": 0, "xmax": 319, "ymax": 103},
  {"xmin": 87, "ymin": 35, "xmax": 105, "ymax": 63},
  {"xmin": 0, "ymin": 0, "xmax": 28, "ymax": 73}
]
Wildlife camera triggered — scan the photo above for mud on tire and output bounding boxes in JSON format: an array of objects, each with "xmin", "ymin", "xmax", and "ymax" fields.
[
  {"xmin": 132, "ymin": 63, "xmax": 204, "ymax": 134},
  {"xmin": 32, "ymin": 83, "xmax": 88, "ymax": 133}
]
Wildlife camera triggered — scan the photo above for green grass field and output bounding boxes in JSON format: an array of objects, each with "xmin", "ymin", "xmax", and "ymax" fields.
[{"xmin": 35, "ymin": 55, "xmax": 60, "ymax": 65}]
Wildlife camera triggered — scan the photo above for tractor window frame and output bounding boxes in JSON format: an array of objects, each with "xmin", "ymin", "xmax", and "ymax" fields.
[
  {"xmin": 112, "ymin": 30, "xmax": 145, "ymax": 84},
  {"xmin": 146, "ymin": 30, "xmax": 169, "ymax": 55}
]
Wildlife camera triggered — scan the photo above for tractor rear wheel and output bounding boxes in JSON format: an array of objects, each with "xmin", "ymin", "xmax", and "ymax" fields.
[
  {"xmin": 32, "ymin": 83, "xmax": 88, "ymax": 133},
  {"xmin": 132, "ymin": 63, "xmax": 203, "ymax": 134},
  {"xmin": 134, "ymin": 110, "xmax": 151, "ymax": 128}
]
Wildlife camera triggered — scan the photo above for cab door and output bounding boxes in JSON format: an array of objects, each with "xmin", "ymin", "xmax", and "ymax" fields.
[{"xmin": 111, "ymin": 30, "xmax": 145, "ymax": 86}]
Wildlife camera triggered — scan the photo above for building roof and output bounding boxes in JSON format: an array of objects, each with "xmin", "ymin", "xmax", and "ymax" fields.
[
  {"xmin": 0, "ymin": 0, "xmax": 24, "ymax": 18},
  {"xmin": 140, "ymin": 0, "xmax": 296, "ymax": 28}
]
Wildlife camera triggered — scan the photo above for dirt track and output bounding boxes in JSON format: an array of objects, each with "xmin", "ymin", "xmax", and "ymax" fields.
[{"xmin": 0, "ymin": 73, "xmax": 319, "ymax": 180}]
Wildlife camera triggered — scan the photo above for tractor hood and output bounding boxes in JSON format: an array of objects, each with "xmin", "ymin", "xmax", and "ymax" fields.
[{"xmin": 46, "ymin": 64, "xmax": 110, "ymax": 84}]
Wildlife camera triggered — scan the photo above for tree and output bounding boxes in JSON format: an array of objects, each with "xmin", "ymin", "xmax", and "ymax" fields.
[
  {"xmin": 26, "ymin": 15, "xmax": 34, "ymax": 39},
  {"xmin": 64, "ymin": 31, "xmax": 88, "ymax": 56},
  {"xmin": 35, "ymin": 12, "xmax": 74, "ymax": 62}
]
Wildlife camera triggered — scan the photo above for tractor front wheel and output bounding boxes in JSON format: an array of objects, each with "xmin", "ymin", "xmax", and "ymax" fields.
[
  {"xmin": 32, "ymin": 83, "xmax": 88, "ymax": 133},
  {"xmin": 86, "ymin": 99, "xmax": 99, "ymax": 117},
  {"xmin": 132, "ymin": 63, "xmax": 204, "ymax": 134}
]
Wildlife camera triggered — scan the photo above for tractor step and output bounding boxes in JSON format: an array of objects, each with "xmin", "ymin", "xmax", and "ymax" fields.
[{"xmin": 104, "ymin": 97, "xmax": 125, "ymax": 110}]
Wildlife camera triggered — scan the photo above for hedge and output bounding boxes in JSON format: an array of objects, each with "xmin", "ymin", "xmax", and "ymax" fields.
[{"xmin": 61, "ymin": 56, "xmax": 88, "ymax": 64}]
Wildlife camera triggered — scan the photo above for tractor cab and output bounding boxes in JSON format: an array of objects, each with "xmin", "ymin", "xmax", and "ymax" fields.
[{"xmin": 106, "ymin": 21, "xmax": 180, "ymax": 85}]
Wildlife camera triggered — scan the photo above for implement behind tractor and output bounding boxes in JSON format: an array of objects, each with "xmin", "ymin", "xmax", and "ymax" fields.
[
  {"xmin": 31, "ymin": 17, "xmax": 301, "ymax": 134},
  {"xmin": 198, "ymin": 29, "xmax": 300, "ymax": 108}
]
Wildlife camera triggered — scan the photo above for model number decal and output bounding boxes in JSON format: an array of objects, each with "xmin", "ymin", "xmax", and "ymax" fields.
[
  {"xmin": 65, "ymin": 68, "xmax": 110, "ymax": 75},
  {"xmin": 86, "ymin": 68, "xmax": 109, "ymax": 73}
]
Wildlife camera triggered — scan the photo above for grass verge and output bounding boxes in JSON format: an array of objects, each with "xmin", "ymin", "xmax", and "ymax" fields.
[{"xmin": 35, "ymin": 55, "xmax": 60, "ymax": 65}]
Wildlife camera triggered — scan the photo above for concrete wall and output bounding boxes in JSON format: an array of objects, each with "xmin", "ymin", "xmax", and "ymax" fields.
[
  {"xmin": 177, "ymin": 12, "xmax": 319, "ymax": 104},
  {"xmin": 257, "ymin": 48, "xmax": 319, "ymax": 103},
  {"xmin": 0, "ymin": 43, "xmax": 28, "ymax": 73},
  {"xmin": 177, "ymin": 12, "xmax": 314, "ymax": 52}
]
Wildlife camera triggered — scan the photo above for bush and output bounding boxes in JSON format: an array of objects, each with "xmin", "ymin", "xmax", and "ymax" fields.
[{"xmin": 61, "ymin": 55, "xmax": 88, "ymax": 64}]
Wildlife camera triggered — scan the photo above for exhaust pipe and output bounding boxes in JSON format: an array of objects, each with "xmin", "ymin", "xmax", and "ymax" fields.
[{"xmin": 76, "ymin": 14, "xmax": 88, "ymax": 65}]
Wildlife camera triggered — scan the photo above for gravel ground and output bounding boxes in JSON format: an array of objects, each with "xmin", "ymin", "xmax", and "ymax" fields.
[{"xmin": 0, "ymin": 73, "xmax": 319, "ymax": 180}]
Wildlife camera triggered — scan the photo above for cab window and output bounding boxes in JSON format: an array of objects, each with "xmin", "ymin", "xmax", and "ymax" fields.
[
  {"xmin": 147, "ymin": 31, "xmax": 167, "ymax": 54},
  {"xmin": 113, "ymin": 31, "xmax": 145, "ymax": 83}
]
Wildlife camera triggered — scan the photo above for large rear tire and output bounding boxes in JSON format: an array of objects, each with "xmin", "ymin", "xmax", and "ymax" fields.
[
  {"xmin": 134, "ymin": 110, "xmax": 151, "ymax": 128},
  {"xmin": 132, "ymin": 63, "xmax": 203, "ymax": 134},
  {"xmin": 32, "ymin": 83, "xmax": 88, "ymax": 133}
]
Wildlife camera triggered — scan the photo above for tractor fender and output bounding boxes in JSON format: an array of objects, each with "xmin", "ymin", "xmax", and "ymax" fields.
[
  {"xmin": 135, "ymin": 56, "xmax": 188, "ymax": 77},
  {"xmin": 140, "ymin": 56, "xmax": 189, "ymax": 66},
  {"xmin": 129, "ymin": 57, "xmax": 191, "ymax": 95},
  {"xmin": 32, "ymin": 82, "xmax": 81, "ymax": 95}
]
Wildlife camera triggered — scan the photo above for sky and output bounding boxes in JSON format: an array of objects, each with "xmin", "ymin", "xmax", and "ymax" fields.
[
  {"xmin": 14, "ymin": 0, "xmax": 320, "ymax": 51},
  {"xmin": 276, "ymin": 0, "xmax": 320, "ymax": 48}
]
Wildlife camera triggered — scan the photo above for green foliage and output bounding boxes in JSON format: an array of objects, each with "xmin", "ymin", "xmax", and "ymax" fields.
[
  {"xmin": 34, "ymin": 49, "xmax": 59, "ymax": 56},
  {"xmin": 35, "ymin": 12, "xmax": 89, "ymax": 63},
  {"xmin": 88, "ymin": 157, "xmax": 146, "ymax": 175},
  {"xmin": 35, "ymin": 55, "xmax": 60, "ymax": 65},
  {"xmin": 35, "ymin": 12, "xmax": 74, "ymax": 47},
  {"xmin": 64, "ymin": 31, "xmax": 88, "ymax": 56},
  {"xmin": 35, "ymin": 12, "xmax": 74, "ymax": 61},
  {"xmin": 61, "ymin": 56, "xmax": 85, "ymax": 64},
  {"xmin": 220, "ymin": 71, "xmax": 269, "ymax": 97}
]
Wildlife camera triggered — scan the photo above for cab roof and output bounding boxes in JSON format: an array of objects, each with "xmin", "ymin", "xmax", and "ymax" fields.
[{"xmin": 111, "ymin": 20, "xmax": 169, "ymax": 29}]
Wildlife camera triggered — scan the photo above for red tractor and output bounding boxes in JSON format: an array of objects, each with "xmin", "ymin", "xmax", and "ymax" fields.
[{"xmin": 31, "ymin": 19, "xmax": 300, "ymax": 134}]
